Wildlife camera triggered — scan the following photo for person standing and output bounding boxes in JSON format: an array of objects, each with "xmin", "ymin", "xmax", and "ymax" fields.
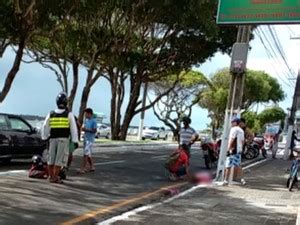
[
  {"xmin": 239, "ymin": 118, "xmax": 254, "ymax": 145},
  {"xmin": 179, "ymin": 116, "xmax": 199, "ymax": 156},
  {"xmin": 290, "ymin": 130, "xmax": 300, "ymax": 159},
  {"xmin": 41, "ymin": 92, "xmax": 78, "ymax": 184},
  {"xmin": 78, "ymin": 108, "xmax": 97, "ymax": 174},
  {"xmin": 224, "ymin": 118, "xmax": 246, "ymax": 186}
]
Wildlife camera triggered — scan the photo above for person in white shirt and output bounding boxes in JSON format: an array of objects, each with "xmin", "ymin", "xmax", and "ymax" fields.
[
  {"xmin": 41, "ymin": 92, "xmax": 78, "ymax": 184},
  {"xmin": 224, "ymin": 118, "xmax": 246, "ymax": 185},
  {"xmin": 179, "ymin": 116, "xmax": 199, "ymax": 156}
]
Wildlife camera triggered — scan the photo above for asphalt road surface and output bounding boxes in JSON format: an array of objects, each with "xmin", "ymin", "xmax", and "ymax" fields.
[{"xmin": 0, "ymin": 143, "xmax": 210, "ymax": 225}]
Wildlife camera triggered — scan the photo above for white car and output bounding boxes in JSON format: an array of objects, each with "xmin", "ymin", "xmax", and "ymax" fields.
[
  {"xmin": 142, "ymin": 127, "xmax": 168, "ymax": 140},
  {"xmin": 81, "ymin": 124, "xmax": 111, "ymax": 140},
  {"xmin": 96, "ymin": 124, "xmax": 111, "ymax": 139}
]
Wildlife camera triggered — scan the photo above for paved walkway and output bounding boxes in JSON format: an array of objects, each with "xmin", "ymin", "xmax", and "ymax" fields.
[{"xmin": 101, "ymin": 159, "xmax": 299, "ymax": 225}]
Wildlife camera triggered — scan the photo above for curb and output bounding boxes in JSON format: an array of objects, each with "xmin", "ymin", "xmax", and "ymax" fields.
[{"xmin": 80, "ymin": 142, "xmax": 176, "ymax": 148}]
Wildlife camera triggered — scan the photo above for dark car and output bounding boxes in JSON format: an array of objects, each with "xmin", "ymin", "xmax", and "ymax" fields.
[{"xmin": 0, "ymin": 113, "xmax": 46, "ymax": 163}]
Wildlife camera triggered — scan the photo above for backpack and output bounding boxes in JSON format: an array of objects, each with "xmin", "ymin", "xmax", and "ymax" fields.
[{"xmin": 164, "ymin": 150, "xmax": 181, "ymax": 170}]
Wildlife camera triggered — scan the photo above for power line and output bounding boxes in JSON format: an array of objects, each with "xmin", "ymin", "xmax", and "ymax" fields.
[
  {"xmin": 268, "ymin": 25, "xmax": 296, "ymax": 79},
  {"xmin": 259, "ymin": 26, "xmax": 295, "ymax": 85},
  {"xmin": 255, "ymin": 28, "xmax": 293, "ymax": 88}
]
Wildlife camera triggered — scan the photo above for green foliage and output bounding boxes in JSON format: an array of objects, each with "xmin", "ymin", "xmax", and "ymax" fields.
[
  {"xmin": 241, "ymin": 107, "xmax": 286, "ymax": 133},
  {"xmin": 242, "ymin": 111, "xmax": 257, "ymax": 129},
  {"xmin": 152, "ymin": 70, "xmax": 208, "ymax": 138},
  {"xmin": 199, "ymin": 68, "xmax": 285, "ymax": 130},
  {"xmin": 258, "ymin": 107, "xmax": 286, "ymax": 127}
]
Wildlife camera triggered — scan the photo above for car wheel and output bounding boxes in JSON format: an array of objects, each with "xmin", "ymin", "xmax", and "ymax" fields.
[
  {"xmin": 96, "ymin": 133, "xmax": 100, "ymax": 139},
  {"xmin": 163, "ymin": 135, "xmax": 167, "ymax": 141},
  {"xmin": 106, "ymin": 133, "xmax": 110, "ymax": 139},
  {"xmin": 142, "ymin": 137, "xmax": 146, "ymax": 140}
]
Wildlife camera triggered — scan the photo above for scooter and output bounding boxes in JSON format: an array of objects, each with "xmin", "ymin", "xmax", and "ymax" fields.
[
  {"xmin": 264, "ymin": 133, "xmax": 277, "ymax": 159},
  {"xmin": 253, "ymin": 137, "xmax": 267, "ymax": 158}
]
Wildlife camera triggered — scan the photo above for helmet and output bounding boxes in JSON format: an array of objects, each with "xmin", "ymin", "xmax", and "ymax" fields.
[
  {"xmin": 181, "ymin": 116, "xmax": 191, "ymax": 124},
  {"xmin": 32, "ymin": 155, "xmax": 43, "ymax": 166},
  {"xmin": 56, "ymin": 92, "xmax": 68, "ymax": 109}
]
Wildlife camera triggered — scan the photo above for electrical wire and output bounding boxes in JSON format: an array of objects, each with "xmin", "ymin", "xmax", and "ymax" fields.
[{"xmin": 255, "ymin": 27, "xmax": 293, "ymax": 88}]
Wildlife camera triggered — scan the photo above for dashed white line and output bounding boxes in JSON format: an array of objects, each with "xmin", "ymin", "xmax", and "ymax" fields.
[
  {"xmin": 94, "ymin": 160, "xmax": 125, "ymax": 166},
  {"xmin": 151, "ymin": 155, "xmax": 167, "ymax": 160}
]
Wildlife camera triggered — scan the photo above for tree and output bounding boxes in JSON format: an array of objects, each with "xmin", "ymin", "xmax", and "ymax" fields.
[
  {"xmin": 98, "ymin": 0, "xmax": 238, "ymax": 140},
  {"xmin": 0, "ymin": 0, "xmax": 41, "ymax": 102},
  {"xmin": 258, "ymin": 106, "xmax": 286, "ymax": 128},
  {"xmin": 25, "ymin": 1, "xmax": 113, "ymax": 116},
  {"xmin": 199, "ymin": 68, "xmax": 285, "ymax": 133},
  {"xmin": 151, "ymin": 70, "xmax": 208, "ymax": 140}
]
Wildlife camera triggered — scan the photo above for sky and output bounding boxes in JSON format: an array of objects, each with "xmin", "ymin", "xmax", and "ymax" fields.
[{"xmin": 1, "ymin": 25, "xmax": 300, "ymax": 131}]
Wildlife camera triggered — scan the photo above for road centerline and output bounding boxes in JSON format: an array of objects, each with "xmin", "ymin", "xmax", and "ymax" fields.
[{"xmin": 94, "ymin": 160, "xmax": 125, "ymax": 166}]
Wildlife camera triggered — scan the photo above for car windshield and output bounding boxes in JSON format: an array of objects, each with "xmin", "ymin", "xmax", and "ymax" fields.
[{"xmin": 148, "ymin": 127, "xmax": 159, "ymax": 130}]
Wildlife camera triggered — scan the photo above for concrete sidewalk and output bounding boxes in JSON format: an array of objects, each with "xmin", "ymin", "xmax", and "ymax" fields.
[{"xmin": 102, "ymin": 159, "xmax": 299, "ymax": 225}]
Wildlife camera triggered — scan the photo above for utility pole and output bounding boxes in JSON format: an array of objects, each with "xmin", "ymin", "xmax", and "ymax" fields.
[
  {"xmin": 215, "ymin": 25, "xmax": 251, "ymax": 182},
  {"xmin": 283, "ymin": 35, "xmax": 300, "ymax": 160},
  {"xmin": 137, "ymin": 82, "xmax": 148, "ymax": 140},
  {"xmin": 283, "ymin": 72, "xmax": 300, "ymax": 159}
]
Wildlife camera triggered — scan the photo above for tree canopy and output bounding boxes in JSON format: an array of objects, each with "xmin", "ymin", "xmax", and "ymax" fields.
[
  {"xmin": 1, "ymin": 0, "xmax": 240, "ymax": 140},
  {"xmin": 151, "ymin": 70, "xmax": 208, "ymax": 139},
  {"xmin": 198, "ymin": 68, "xmax": 285, "ymax": 134}
]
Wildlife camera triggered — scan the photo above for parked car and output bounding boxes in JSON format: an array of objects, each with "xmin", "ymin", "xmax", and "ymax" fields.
[
  {"xmin": 142, "ymin": 127, "xmax": 168, "ymax": 140},
  {"xmin": 96, "ymin": 124, "xmax": 111, "ymax": 139},
  {"xmin": 0, "ymin": 113, "xmax": 46, "ymax": 163}
]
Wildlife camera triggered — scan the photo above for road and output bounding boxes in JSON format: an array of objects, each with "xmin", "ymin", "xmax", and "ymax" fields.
[{"xmin": 0, "ymin": 143, "xmax": 209, "ymax": 225}]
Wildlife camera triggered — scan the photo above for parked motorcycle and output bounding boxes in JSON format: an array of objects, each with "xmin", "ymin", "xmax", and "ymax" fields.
[
  {"xmin": 200, "ymin": 139, "xmax": 221, "ymax": 169},
  {"xmin": 253, "ymin": 136, "xmax": 267, "ymax": 158},
  {"xmin": 241, "ymin": 143, "xmax": 259, "ymax": 160}
]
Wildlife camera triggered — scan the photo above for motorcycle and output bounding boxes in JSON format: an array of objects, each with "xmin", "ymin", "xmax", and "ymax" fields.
[
  {"xmin": 253, "ymin": 136, "xmax": 267, "ymax": 158},
  {"xmin": 263, "ymin": 133, "xmax": 278, "ymax": 159},
  {"xmin": 201, "ymin": 139, "xmax": 221, "ymax": 169},
  {"xmin": 241, "ymin": 143, "xmax": 259, "ymax": 160}
]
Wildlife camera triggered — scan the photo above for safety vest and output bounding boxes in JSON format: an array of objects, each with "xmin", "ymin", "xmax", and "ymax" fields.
[{"xmin": 49, "ymin": 110, "xmax": 70, "ymax": 138}]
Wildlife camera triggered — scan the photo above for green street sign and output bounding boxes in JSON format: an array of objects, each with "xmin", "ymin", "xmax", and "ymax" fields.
[{"xmin": 217, "ymin": 0, "xmax": 300, "ymax": 24}]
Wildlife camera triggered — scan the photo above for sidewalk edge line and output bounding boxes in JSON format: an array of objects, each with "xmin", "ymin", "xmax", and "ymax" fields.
[
  {"xmin": 296, "ymin": 207, "xmax": 300, "ymax": 225},
  {"xmin": 60, "ymin": 182, "xmax": 186, "ymax": 225},
  {"xmin": 242, "ymin": 159, "xmax": 268, "ymax": 170},
  {"xmin": 98, "ymin": 158, "xmax": 269, "ymax": 225},
  {"xmin": 97, "ymin": 184, "xmax": 209, "ymax": 225}
]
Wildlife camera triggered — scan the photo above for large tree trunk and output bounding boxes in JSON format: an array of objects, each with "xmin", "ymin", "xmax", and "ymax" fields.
[
  {"xmin": 110, "ymin": 73, "xmax": 119, "ymax": 140},
  {"xmin": 110, "ymin": 71, "xmax": 126, "ymax": 140},
  {"xmin": 68, "ymin": 61, "xmax": 79, "ymax": 111},
  {"xmin": 119, "ymin": 79, "xmax": 141, "ymax": 140},
  {"xmin": 78, "ymin": 69, "xmax": 101, "ymax": 125},
  {"xmin": 0, "ymin": 38, "xmax": 25, "ymax": 102},
  {"xmin": 78, "ymin": 86, "xmax": 91, "ymax": 125}
]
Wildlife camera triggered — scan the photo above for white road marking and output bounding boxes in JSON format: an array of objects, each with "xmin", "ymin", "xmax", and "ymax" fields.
[
  {"xmin": 98, "ymin": 184, "xmax": 210, "ymax": 225},
  {"xmin": 0, "ymin": 170, "xmax": 27, "ymax": 176},
  {"xmin": 94, "ymin": 160, "xmax": 125, "ymax": 166},
  {"xmin": 243, "ymin": 159, "xmax": 268, "ymax": 170},
  {"xmin": 297, "ymin": 207, "xmax": 300, "ymax": 225},
  {"xmin": 151, "ymin": 155, "xmax": 167, "ymax": 160},
  {"xmin": 98, "ymin": 158, "xmax": 269, "ymax": 225}
]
